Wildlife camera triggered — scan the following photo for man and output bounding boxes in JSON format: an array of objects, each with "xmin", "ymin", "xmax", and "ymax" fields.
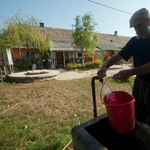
[{"xmin": 97, "ymin": 8, "xmax": 150, "ymax": 125}]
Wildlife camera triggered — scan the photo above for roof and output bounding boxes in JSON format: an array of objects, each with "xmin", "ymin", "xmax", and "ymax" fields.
[
  {"xmin": 97, "ymin": 33, "xmax": 131, "ymax": 48},
  {"xmin": 52, "ymin": 41, "xmax": 74, "ymax": 51},
  {"xmin": 45, "ymin": 27, "xmax": 73, "ymax": 42},
  {"xmin": 97, "ymin": 45, "xmax": 121, "ymax": 51},
  {"xmin": 52, "ymin": 41, "xmax": 101, "ymax": 52},
  {"xmin": 45, "ymin": 27, "xmax": 131, "ymax": 48}
]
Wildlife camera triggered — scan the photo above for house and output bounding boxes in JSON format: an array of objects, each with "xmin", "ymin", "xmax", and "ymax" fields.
[
  {"xmin": 47, "ymin": 26, "xmax": 131, "ymax": 68},
  {"xmin": 11, "ymin": 23, "xmax": 132, "ymax": 69},
  {"xmin": 51, "ymin": 41, "xmax": 102, "ymax": 68},
  {"xmin": 97, "ymin": 45, "xmax": 121, "ymax": 61}
]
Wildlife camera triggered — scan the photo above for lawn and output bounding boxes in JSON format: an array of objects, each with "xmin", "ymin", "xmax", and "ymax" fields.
[{"xmin": 0, "ymin": 76, "xmax": 134, "ymax": 150}]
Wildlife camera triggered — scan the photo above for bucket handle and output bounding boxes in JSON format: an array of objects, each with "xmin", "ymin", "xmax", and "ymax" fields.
[{"xmin": 100, "ymin": 77, "xmax": 133, "ymax": 104}]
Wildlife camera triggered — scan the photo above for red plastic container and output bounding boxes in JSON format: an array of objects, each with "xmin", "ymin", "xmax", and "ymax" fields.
[{"xmin": 103, "ymin": 91, "xmax": 135, "ymax": 135}]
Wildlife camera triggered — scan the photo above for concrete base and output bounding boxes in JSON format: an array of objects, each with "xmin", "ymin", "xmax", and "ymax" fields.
[
  {"xmin": 7, "ymin": 69, "xmax": 60, "ymax": 83},
  {"xmin": 72, "ymin": 113, "xmax": 150, "ymax": 150}
]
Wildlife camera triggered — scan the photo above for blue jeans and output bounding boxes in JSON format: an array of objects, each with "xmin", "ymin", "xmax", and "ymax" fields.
[{"xmin": 132, "ymin": 77, "xmax": 150, "ymax": 125}]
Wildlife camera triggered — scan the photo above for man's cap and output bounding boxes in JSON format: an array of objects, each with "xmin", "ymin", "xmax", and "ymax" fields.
[{"xmin": 129, "ymin": 8, "xmax": 150, "ymax": 28}]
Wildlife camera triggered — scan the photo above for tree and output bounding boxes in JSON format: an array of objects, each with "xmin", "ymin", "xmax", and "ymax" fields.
[
  {"xmin": 0, "ymin": 25, "xmax": 16, "ymax": 78},
  {"xmin": 101, "ymin": 50, "xmax": 106, "ymax": 62},
  {"xmin": 72, "ymin": 12, "xmax": 99, "ymax": 65},
  {"xmin": 0, "ymin": 25, "xmax": 15, "ymax": 55},
  {"xmin": 0, "ymin": 11, "xmax": 52, "ymax": 58}
]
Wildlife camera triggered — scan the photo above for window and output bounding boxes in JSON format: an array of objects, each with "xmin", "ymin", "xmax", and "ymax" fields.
[
  {"xmin": 25, "ymin": 51, "xmax": 35, "ymax": 59},
  {"xmin": 78, "ymin": 53, "xmax": 82, "ymax": 57}
]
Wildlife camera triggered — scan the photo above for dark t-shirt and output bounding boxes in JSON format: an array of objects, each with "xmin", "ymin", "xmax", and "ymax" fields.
[{"xmin": 118, "ymin": 36, "xmax": 150, "ymax": 82}]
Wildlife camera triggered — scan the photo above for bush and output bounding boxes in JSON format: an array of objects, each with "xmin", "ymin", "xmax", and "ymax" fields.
[
  {"xmin": 14, "ymin": 54, "xmax": 43, "ymax": 71},
  {"xmin": 35, "ymin": 53, "xmax": 42, "ymax": 62},
  {"xmin": 67, "ymin": 63, "xmax": 84, "ymax": 70},
  {"xmin": 85, "ymin": 60, "xmax": 101, "ymax": 68},
  {"xmin": 76, "ymin": 63, "xmax": 83, "ymax": 69},
  {"xmin": 66, "ymin": 63, "xmax": 74, "ymax": 70},
  {"xmin": 14, "ymin": 57, "xmax": 32, "ymax": 71},
  {"xmin": 66, "ymin": 60, "xmax": 101, "ymax": 70}
]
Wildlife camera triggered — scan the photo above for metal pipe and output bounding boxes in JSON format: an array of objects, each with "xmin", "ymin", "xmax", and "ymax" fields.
[{"xmin": 91, "ymin": 76, "xmax": 103, "ymax": 118}]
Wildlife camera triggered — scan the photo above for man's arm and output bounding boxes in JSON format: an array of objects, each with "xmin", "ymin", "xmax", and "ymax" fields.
[
  {"xmin": 113, "ymin": 62, "xmax": 150, "ymax": 81},
  {"xmin": 97, "ymin": 54, "xmax": 122, "ymax": 78}
]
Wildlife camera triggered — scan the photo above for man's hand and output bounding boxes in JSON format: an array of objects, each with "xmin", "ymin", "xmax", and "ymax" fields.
[
  {"xmin": 97, "ymin": 66, "xmax": 107, "ymax": 79},
  {"xmin": 112, "ymin": 70, "xmax": 131, "ymax": 81}
]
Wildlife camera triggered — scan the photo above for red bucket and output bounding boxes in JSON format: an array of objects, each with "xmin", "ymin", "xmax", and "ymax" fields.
[{"xmin": 104, "ymin": 91, "xmax": 135, "ymax": 134}]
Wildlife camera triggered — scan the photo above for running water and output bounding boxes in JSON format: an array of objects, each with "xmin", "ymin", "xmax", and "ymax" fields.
[
  {"xmin": 103, "ymin": 85, "xmax": 117, "ymax": 105},
  {"xmin": 103, "ymin": 85, "xmax": 111, "ymax": 96}
]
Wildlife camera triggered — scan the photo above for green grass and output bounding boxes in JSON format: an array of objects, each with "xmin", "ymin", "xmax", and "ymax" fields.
[
  {"xmin": 0, "ymin": 82, "xmax": 16, "ymax": 86},
  {"xmin": 78, "ymin": 68, "xmax": 91, "ymax": 71},
  {"xmin": 0, "ymin": 76, "xmax": 134, "ymax": 149},
  {"xmin": 110, "ymin": 77, "xmax": 134, "ymax": 85}
]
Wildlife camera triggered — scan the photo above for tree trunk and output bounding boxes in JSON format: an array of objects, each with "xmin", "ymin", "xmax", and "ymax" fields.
[
  {"xmin": 92, "ymin": 52, "xmax": 94, "ymax": 61},
  {"xmin": 18, "ymin": 47, "xmax": 22, "ymax": 58},
  {"xmin": 73, "ymin": 52, "xmax": 75, "ymax": 64},
  {"xmin": 82, "ymin": 51, "xmax": 84, "ymax": 66}
]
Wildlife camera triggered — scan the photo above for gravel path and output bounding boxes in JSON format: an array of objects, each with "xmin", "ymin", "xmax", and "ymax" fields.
[{"xmin": 53, "ymin": 64, "xmax": 134, "ymax": 80}]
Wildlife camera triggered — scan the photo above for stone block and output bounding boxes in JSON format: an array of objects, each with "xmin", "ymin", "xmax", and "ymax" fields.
[{"xmin": 72, "ymin": 113, "xmax": 150, "ymax": 150}]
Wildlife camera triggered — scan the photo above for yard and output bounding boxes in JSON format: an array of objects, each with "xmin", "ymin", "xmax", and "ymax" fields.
[{"xmin": 0, "ymin": 76, "xmax": 134, "ymax": 150}]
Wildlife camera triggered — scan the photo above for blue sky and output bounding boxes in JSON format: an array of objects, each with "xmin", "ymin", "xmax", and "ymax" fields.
[{"xmin": 0, "ymin": 0, "xmax": 150, "ymax": 37}]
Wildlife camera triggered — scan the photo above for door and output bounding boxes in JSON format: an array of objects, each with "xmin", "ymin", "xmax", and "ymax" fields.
[{"xmin": 56, "ymin": 52, "xmax": 64, "ymax": 67}]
